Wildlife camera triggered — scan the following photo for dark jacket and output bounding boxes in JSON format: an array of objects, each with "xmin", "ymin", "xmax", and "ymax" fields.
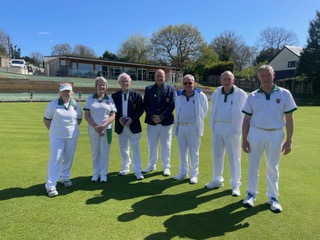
[
  {"xmin": 143, "ymin": 83, "xmax": 176, "ymax": 126},
  {"xmin": 112, "ymin": 89, "xmax": 144, "ymax": 134}
]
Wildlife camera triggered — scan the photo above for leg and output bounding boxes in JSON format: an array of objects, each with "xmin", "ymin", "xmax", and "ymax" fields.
[
  {"xmin": 159, "ymin": 125, "xmax": 172, "ymax": 170},
  {"xmin": 117, "ymin": 127, "xmax": 131, "ymax": 172},
  {"xmin": 60, "ymin": 136, "xmax": 78, "ymax": 181},
  {"xmin": 146, "ymin": 125, "xmax": 159, "ymax": 169}
]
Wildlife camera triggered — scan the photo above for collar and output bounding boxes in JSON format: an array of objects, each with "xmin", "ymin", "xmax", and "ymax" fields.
[
  {"xmin": 58, "ymin": 97, "xmax": 76, "ymax": 110},
  {"xmin": 221, "ymin": 86, "xmax": 234, "ymax": 95},
  {"xmin": 93, "ymin": 92, "xmax": 109, "ymax": 101},
  {"xmin": 257, "ymin": 84, "xmax": 279, "ymax": 93}
]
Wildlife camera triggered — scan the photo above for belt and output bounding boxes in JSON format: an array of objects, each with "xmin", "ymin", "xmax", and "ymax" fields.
[
  {"xmin": 253, "ymin": 126, "xmax": 282, "ymax": 131},
  {"xmin": 178, "ymin": 122, "xmax": 196, "ymax": 126}
]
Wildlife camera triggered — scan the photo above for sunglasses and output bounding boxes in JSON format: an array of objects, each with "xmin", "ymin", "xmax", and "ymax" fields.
[{"xmin": 183, "ymin": 82, "xmax": 193, "ymax": 85}]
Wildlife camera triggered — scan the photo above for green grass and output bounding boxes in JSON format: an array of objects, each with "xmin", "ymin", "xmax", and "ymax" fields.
[{"xmin": 0, "ymin": 103, "xmax": 319, "ymax": 239}]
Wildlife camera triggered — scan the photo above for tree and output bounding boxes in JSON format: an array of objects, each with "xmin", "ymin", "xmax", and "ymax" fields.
[
  {"xmin": 51, "ymin": 43, "xmax": 72, "ymax": 55},
  {"xmin": 210, "ymin": 30, "xmax": 253, "ymax": 71},
  {"xmin": 0, "ymin": 29, "xmax": 10, "ymax": 56},
  {"xmin": 118, "ymin": 33, "xmax": 152, "ymax": 63},
  {"xmin": 256, "ymin": 27, "xmax": 299, "ymax": 59},
  {"xmin": 11, "ymin": 45, "xmax": 21, "ymax": 59},
  {"xmin": 29, "ymin": 52, "xmax": 44, "ymax": 67},
  {"xmin": 297, "ymin": 11, "xmax": 320, "ymax": 94},
  {"xmin": 72, "ymin": 44, "xmax": 96, "ymax": 58},
  {"xmin": 101, "ymin": 50, "xmax": 119, "ymax": 61},
  {"xmin": 151, "ymin": 24, "xmax": 204, "ymax": 71},
  {"xmin": 254, "ymin": 48, "xmax": 275, "ymax": 64}
]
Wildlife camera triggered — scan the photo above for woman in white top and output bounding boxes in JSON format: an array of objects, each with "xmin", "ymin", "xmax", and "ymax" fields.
[
  {"xmin": 84, "ymin": 77, "xmax": 117, "ymax": 183},
  {"xmin": 43, "ymin": 82, "xmax": 83, "ymax": 197}
]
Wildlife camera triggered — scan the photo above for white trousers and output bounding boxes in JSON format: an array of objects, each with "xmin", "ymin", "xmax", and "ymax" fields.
[
  {"xmin": 247, "ymin": 127, "xmax": 284, "ymax": 199},
  {"xmin": 211, "ymin": 122, "xmax": 241, "ymax": 188},
  {"xmin": 146, "ymin": 124, "xmax": 172, "ymax": 170},
  {"xmin": 176, "ymin": 125, "xmax": 201, "ymax": 178},
  {"xmin": 88, "ymin": 126, "xmax": 111, "ymax": 176},
  {"xmin": 45, "ymin": 136, "xmax": 78, "ymax": 190},
  {"xmin": 117, "ymin": 126, "xmax": 142, "ymax": 174}
]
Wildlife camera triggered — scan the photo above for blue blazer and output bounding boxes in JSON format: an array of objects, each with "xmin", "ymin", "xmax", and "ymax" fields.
[
  {"xmin": 143, "ymin": 83, "xmax": 176, "ymax": 126},
  {"xmin": 112, "ymin": 89, "xmax": 144, "ymax": 134}
]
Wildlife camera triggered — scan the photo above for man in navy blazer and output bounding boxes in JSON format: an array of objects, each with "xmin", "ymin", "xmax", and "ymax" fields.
[
  {"xmin": 143, "ymin": 69, "xmax": 176, "ymax": 176},
  {"xmin": 112, "ymin": 73, "xmax": 144, "ymax": 180}
]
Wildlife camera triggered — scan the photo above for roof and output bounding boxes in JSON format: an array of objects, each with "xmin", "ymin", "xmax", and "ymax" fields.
[{"xmin": 268, "ymin": 45, "xmax": 303, "ymax": 64}]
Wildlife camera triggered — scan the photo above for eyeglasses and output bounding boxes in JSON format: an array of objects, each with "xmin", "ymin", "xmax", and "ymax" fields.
[{"xmin": 183, "ymin": 82, "xmax": 192, "ymax": 85}]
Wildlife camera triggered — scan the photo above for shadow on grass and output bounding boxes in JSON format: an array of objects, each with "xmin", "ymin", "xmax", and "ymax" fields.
[
  {"xmin": 118, "ymin": 189, "xmax": 230, "ymax": 221},
  {"xmin": 0, "ymin": 171, "xmax": 187, "ymax": 201},
  {"xmin": 145, "ymin": 201, "xmax": 270, "ymax": 239}
]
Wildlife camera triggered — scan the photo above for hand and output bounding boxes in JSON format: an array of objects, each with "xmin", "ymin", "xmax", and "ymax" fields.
[
  {"xmin": 282, "ymin": 140, "xmax": 292, "ymax": 155},
  {"xmin": 152, "ymin": 115, "xmax": 161, "ymax": 124},
  {"xmin": 242, "ymin": 140, "xmax": 251, "ymax": 153}
]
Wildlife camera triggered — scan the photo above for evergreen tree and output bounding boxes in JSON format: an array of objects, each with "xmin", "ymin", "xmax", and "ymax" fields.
[{"xmin": 297, "ymin": 11, "xmax": 320, "ymax": 94}]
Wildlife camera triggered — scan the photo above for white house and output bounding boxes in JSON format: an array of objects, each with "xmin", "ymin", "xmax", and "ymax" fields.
[{"xmin": 268, "ymin": 45, "xmax": 303, "ymax": 80}]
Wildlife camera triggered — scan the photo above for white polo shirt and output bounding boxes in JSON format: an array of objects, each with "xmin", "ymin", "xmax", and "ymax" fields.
[
  {"xmin": 242, "ymin": 85, "xmax": 297, "ymax": 129},
  {"xmin": 44, "ymin": 98, "xmax": 82, "ymax": 138},
  {"xmin": 83, "ymin": 93, "xmax": 117, "ymax": 129}
]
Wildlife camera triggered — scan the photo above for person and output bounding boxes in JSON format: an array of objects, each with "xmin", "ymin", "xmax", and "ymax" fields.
[
  {"xmin": 111, "ymin": 73, "xmax": 144, "ymax": 180},
  {"xmin": 205, "ymin": 71, "xmax": 248, "ymax": 196},
  {"xmin": 43, "ymin": 82, "xmax": 82, "ymax": 197},
  {"xmin": 242, "ymin": 65, "xmax": 297, "ymax": 213},
  {"xmin": 84, "ymin": 76, "xmax": 117, "ymax": 183},
  {"xmin": 173, "ymin": 74, "xmax": 208, "ymax": 184},
  {"xmin": 143, "ymin": 69, "xmax": 176, "ymax": 176}
]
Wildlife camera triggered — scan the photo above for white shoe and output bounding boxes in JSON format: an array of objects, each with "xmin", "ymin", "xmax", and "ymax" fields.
[
  {"xmin": 135, "ymin": 172, "xmax": 144, "ymax": 180},
  {"xmin": 269, "ymin": 197, "xmax": 282, "ymax": 213},
  {"xmin": 100, "ymin": 175, "xmax": 107, "ymax": 183},
  {"xmin": 142, "ymin": 166, "xmax": 156, "ymax": 173},
  {"xmin": 173, "ymin": 173, "xmax": 187, "ymax": 180},
  {"xmin": 243, "ymin": 193, "xmax": 256, "ymax": 207},
  {"xmin": 91, "ymin": 175, "xmax": 99, "ymax": 182},
  {"xmin": 163, "ymin": 168, "xmax": 170, "ymax": 176},
  {"xmin": 47, "ymin": 187, "xmax": 58, "ymax": 197},
  {"xmin": 118, "ymin": 169, "xmax": 129, "ymax": 176},
  {"xmin": 205, "ymin": 181, "xmax": 223, "ymax": 189},
  {"xmin": 190, "ymin": 177, "xmax": 198, "ymax": 184},
  {"xmin": 61, "ymin": 179, "xmax": 73, "ymax": 187},
  {"xmin": 231, "ymin": 187, "xmax": 241, "ymax": 197}
]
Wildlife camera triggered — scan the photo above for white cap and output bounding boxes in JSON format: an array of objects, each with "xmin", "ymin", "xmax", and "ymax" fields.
[{"xmin": 59, "ymin": 84, "xmax": 72, "ymax": 91}]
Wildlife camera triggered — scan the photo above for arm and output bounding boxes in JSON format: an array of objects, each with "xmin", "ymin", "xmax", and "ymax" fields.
[
  {"xmin": 43, "ymin": 118, "xmax": 51, "ymax": 130},
  {"xmin": 242, "ymin": 114, "xmax": 251, "ymax": 153},
  {"xmin": 282, "ymin": 112, "xmax": 294, "ymax": 155}
]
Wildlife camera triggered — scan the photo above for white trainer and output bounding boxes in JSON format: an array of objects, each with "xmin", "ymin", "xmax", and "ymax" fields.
[
  {"xmin": 61, "ymin": 179, "xmax": 73, "ymax": 187},
  {"xmin": 243, "ymin": 193, "xmax": 256, "ymax": 207},
  {"xmin": 205, "ymin": 181, "xmax": 224, "ymax": 189},
  {"xmin": 231, "ymin": 187, "xmax": 241, "ymax": 197},
  {"xmin": 190, "ymin": 177, "xmax": 198, "ymax": 184},
  {"xmin": 47, "ymin": 187, "xmax": 58, "ymax": 197},
  {"xmin": 269, "ymin": 197, "xmax": 282, "ymax": 213}
]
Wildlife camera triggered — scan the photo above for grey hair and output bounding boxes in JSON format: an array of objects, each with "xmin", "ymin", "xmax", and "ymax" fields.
[
  {"xmin": 95, "ymin": 76, "xmax": 108, "ymax": 87},
  {"xmin": 258, "ymin": 65, "xmax": 274, "ymax": 74},
  {"xmin": 183, "ymin": 74, "xmax": 195, "ymax": 82},
  {"xmin": 220, "ymin": 71, "xmax": 234, "ymax": 80},
  {"xmin": 117, "ymin": 72, "xmax": 131, "ymax": 82}
]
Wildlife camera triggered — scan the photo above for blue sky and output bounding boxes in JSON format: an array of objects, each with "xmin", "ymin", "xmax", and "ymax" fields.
[{"xmin": 1, "ymin": 0, "xmax": 319, "ymax": 57}]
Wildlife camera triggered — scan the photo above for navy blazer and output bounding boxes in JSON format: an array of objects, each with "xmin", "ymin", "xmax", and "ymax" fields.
[
  {"xmin": 143, "ymin": 83, "xmax": 176, "ymax": 126},
  {"xmin": 112, "ymin": 89, "xmax": 144, "ymax": 134}
]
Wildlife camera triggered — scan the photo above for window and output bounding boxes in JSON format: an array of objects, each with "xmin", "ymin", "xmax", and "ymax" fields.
[{"xmin": 288, "ymin": 61, "xmax": 297, "ymax": 68}]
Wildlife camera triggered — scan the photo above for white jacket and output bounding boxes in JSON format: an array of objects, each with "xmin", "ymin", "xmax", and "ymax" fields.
[
  {"xmin": 210, "ymin": 85, "xmax": 247, "ymax": 135},
  {"xmin": 174, "ymin": 89, "xmax": 208, "ymax": 137}
]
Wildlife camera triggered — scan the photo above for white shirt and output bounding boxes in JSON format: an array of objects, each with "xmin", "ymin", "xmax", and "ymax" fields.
[
  {"xmin": 83, "ymin": 94, "xmax": 117, "ymax": 129},
  {"xmin": 44, "ymin": 98, "xmax": 82, "ymax": 138}
]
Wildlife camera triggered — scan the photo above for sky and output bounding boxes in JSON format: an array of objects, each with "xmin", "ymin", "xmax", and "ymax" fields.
[{"xmin": 1, "ymin": 0, "xmax": 319, "ymax": 57}]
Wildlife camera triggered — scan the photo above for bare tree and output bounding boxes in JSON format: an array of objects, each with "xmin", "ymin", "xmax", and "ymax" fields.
[
  {"xmin": 0, "ymin": 29, "xmax": 10, "ymax": 56},
  {"xmin": 51, "ymin": 43, "xmax": 72, "ymax": 55},
  {"xmin": 72, "ymin": 44, "xmax": 96, "ymax": 58},
  {"xmin": 211, "ymin": 30, "xmax": 253, "ymax": 71},
  {"xmin": 30, "ymin": 52, "xmax": 44, "ymax": 66},
  {"xmin": 151, "ymin": 24, "xmax": 204, "ymax": 71},
  {"xmin": 118, "ymin": 33, "xmax": 152, "ymax": 63},
  {"xmin": 256, "ymin": 27, "xmax": 299, "ymax": 58}
]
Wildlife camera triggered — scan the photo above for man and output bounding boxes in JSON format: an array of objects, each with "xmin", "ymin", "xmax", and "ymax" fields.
[
  {"xmin": 143, "ymin": 69, "xmax": 176, "ymax": 176},
  {"xmin": 242, "ymin": 65, "xmax": 297, "ymax": 213},
  {"xmin": 173, "ymin": 74, "xmax": 208, "ymax": 184},
  {"xmin": 205, "ymin": 71, "xmax": 247, "ymax": 196},
  {"xmin": 112, "ymin": 73, "xmax": 144, "ymax": 180}
]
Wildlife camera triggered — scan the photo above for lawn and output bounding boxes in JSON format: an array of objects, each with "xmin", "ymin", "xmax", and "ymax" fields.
[{"xmin": 0, "ymin": 103, "xmax": 319, "ymax": 240}]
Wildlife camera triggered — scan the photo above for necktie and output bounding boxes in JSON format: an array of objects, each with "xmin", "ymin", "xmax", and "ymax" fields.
[{"xmin": 123, "ymin": 92, "xmax": 127, "ymax": 101}]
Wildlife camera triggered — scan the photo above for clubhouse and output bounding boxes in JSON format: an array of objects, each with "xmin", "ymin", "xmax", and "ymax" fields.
[{"xmin": 44, "ymin": 55, "xmax": 183, "ymax": 82}]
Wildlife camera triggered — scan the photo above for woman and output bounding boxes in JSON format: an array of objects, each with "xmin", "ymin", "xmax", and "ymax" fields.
[
  {"xmin": 43, "ymin": 82, "xmax": 82, "ymax": 197},
  {"xmin": 84, "ymin": 76, "xmax": 117, "ymax": 183}
]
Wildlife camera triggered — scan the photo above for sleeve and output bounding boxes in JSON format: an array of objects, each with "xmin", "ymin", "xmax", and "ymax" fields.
[
  {"xmin": 76, "ymin": 102, "xmax": 83, "ymax": 120},
  {"xmin": 44, "ymin": 101, "xmax": 55, "ymax": 120}
]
